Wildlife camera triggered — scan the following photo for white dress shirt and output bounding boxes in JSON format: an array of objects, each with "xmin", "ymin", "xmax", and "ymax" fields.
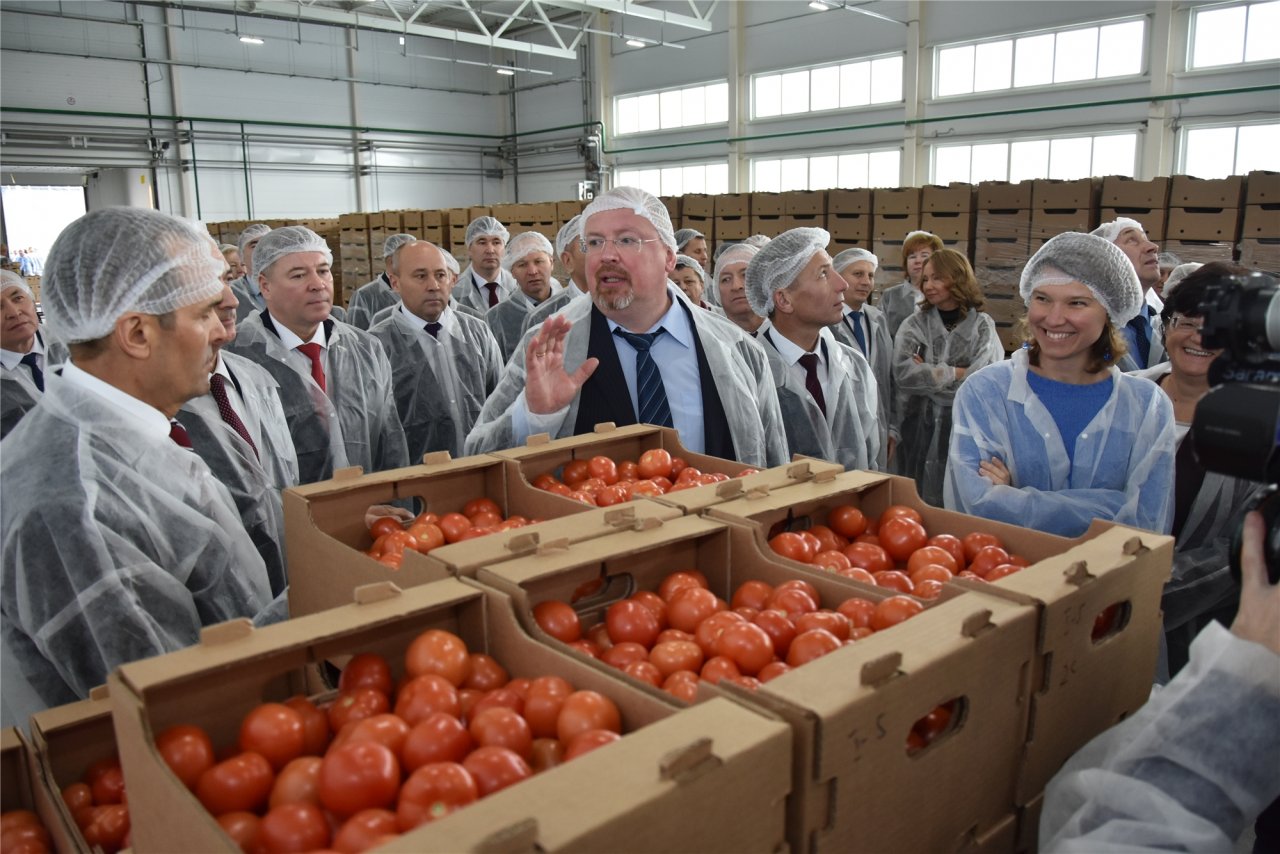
[{"xmin": 59, "ymin": 361, "xmax": 171, "ymax": 441}]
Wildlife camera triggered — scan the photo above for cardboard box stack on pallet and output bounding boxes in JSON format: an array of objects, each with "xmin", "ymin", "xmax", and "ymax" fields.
[
  {"xmin": 1166, "ymin": 175, "xmax": 1242, "ymax": 265},
  {"xmin": 972, "ymin": 181, "xmax": 1033, "ymax": 351},
  {"xmin": 827, "ymin": 189, "xmax": 872, "ymax": 256},
  {"xmin": 1240, "ymin": 170, "xmax": 1280, "ymax": 271},
  {"xmin": 871, "ymin": 187, "xmax": 921, "ymax": 289}
]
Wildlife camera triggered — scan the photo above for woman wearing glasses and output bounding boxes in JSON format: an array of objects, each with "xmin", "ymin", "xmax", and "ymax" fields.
[
  {"xmin": 944, "ymin": 232, "xmax": 1177, "ymax": 538},
  {"xmin": 1134, "ymin": 262, "xmax": 1264, "ymax": 677}
]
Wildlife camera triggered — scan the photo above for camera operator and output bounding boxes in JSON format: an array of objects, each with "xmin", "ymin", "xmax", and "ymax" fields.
[
  {"xmin": 1134, "ymin": 263, "xmax": 1266, "ymax": 676},
  {"xmin": 1041, "ymin": 509, "xmax": 1280, "ymax": 852}
]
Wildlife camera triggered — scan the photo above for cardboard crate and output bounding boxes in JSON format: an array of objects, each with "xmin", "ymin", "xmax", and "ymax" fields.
[
  {"xmin": 28, "ymin": 691, "xmax": 120, "ymax": 854},
  {"xmin": 872, "ymin": 211, "xmax": 921, "ymax": 240},
  {"xmin": 338, "ymin": 213, "xmax": 370, "ymax": 229},
  {"xmin": 683, "ymin": 213, "xmax": 713, "ymax": 237},
  {"xmin": 1170, "ymin": 174, "xmax": 1244, "ymax": 208},
  {"xmin": 557, "ymin": 199, "xmax": 586, "ymax": 220},
  {"xmin": 1166, "ymin": 207, "xmax": 1240, "ymax": 241},
  {"xmin": 1017, "ymin": 792, "xmax": 1045, "ymax": 854},
  {"xmin": 714, "ymin": 193, "xmax": 750, "ymax": 218},
  {"xmin": 752, "ymin": 213, "xmax": 788, "ymax": 237},
  {"xmin": 983, "ymin": 292, "xmax": 1025, "ymax": 325},
  {"xmin": 707, "ymin": 471, "xmax": 1174, "ymax": 802},
  {"xmin": 828, "ymin": 188, "xmax": 872, "ymax": 214},
  {"xmin": 922, "ymin": 183, "xmax": 974, "ymax": 212},
  {"xmin": 282, "ymin": 454, "xmax": 614, "ymax": 617},
  {"xmin": 110, "ymin": 579, "xmax": 791, "ymax": 854},
  {"xmin": 1240, "ymin": 205, "xmax": 1280, "ymax": 239},
  {"xmin": 826, "ymin": 212, "xmax": 871, "ymax": 242},
  {"xmin": 1238, "ymin": 238, "xmax": 1280, "ymax": 272},
  {"xmin": 2, "ymin": 727, "xmax": 80, "ymax": 853},
  {"xmin": 715, "ymin": 215, "xmax": 750, "ymax": 241},
  {"xmin": 1030, "ymin": 208, "xmax": 1094, "ymax": 239},
  {"xmin": 751, "ymin": 192, "xmax": 785, "ymax": 216},
  {"xmin": 783, "ymin": 190, "xmax": 827, "ymax": 216},
  {"xmin": 781, "ymin": 213, "xmax": 825, "ymax": 232},
  {"xmin": 1161, "ymin": 239, "xmax": 1236, "ymax": 266},
  {"xmin": 1101, "ymin": 176, "xmax": 1168, "ymax": 209},
  {"xmin": 1246, "ymin": 170, "xmax": 1280, "ymax": 205},
  {"xmin": 466, "ymin": 205, "xmax": 492, "ymax": 221},
  {"xmin": 976, "ymin": 210, "xmax": 1032, "ymax": 239},
  {"xmin": 921, "ymin": 210, "xmax": 973, "ymax": 240},
  {"xmin": 480, "ymin": 514, "xmax": 1039, "ymax": 854},
  {"xmin": 978, "ymin": 181, "xmax": 1033, "ymax": 211},
  {"xmin": 682, "ymin": 194, "xmax": 715, "ymax": 219},
  {"xmin": 1032, "ymin": 178, "xmax": 1099, "ymax": 211},
  {"xmin": 1099, "ymin": 207, "xmax": 1166, "ymax": 241},
  {"xmin": 995, "ymin": 320, "xmax": 1023, "ymax": 352},
  {"xmin": 873, "ymin": 187, "xmax": 921, "ymax": 215}
]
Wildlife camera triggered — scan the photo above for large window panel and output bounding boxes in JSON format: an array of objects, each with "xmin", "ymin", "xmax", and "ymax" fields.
[
  {"xmin": 839, "ymin": 62, "xmax": 871, "ymax": 108},
  {"xmin": 811, "ymin": 66, "xmax": 840, "ymax": 112},
  {"xmin": 1182, "ymin": 122, "xmax": 1280, "ymax": 177},
  {"xmin": 781, "ymin": 71, "xmax": 811, "ymax": 115},
  {"xmin": 932, "ymin": 133, "xmax": 1138, "ymax": 184},
  {"xmin": 1014, "ymin": 33, "xmax": 1056, "ymax": 87},
  {"xmin": 753, "ymin": 53, "xmax": 902, "ymax": 119},
  {"xmin": 1098, "ymin": 20, "xmax": 1144, "ymax": 77},
  {"xmin": 938, "ymin": 45, "xmax": 976, "ymax": 97},
  {"xmin": 1191, "ymin": 2, "xmax": 1280, "ymax": 68},
  {"xmin": 616, "ymin": 162, "xmax": 728, "ymax": 196},
  {"xmin": 974, "ymin": 41, "xmax": 1013, "ymax": 92},
  {"xmin": 1244, "ymin": 2, "xmax": 1280, "ymax": 61},
  {"xmin": 1053, "ymin": 27, "xmax": 1099, "ymax": 83},
  {"xmin": 614, "ymin": 82, "xmax": 728, "ymax": 136},
  {"xmin": 1010, "ymin": 140, "xmax": 1049, "ymax": 183},
  {"xmin": 753, "ymin": 148, "xmax": 902, "ymax": 191},
  {"xmin": 755, "ymin": 75, "xmax": 782, "ymax": 119}
]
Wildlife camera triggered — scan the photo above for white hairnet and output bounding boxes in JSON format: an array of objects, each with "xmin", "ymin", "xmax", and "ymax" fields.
[
  {"xmin": 1162, "ymin": 263, "xmax": 1203, "ymax": 301},
  {"xmin": 465, "ymin": 216, "xmax": 510, "ymax": 246},
  {"xmin": 501, "ymin": 231, "xmax": 555, "ymax": 271},
  {"xmin": 674, "ymin": 228, "xmax": 704, "ymax": 249},
  {"xmin": 1020, "ymin": 232, "xmax": 1143, "ymax": 325},
  {"xmin": 556, "ymin": 215, "xmax": 583, "ymax": 256},
  {"xmin": 251, "ymin": 226, "xmax": 333, "ymax": 282},
  {"xmin": 382, "ymin": 233, "xmax": 416, "ymax": 259},
  {"xmin": 713, "ymin": 243, "xmax": 760, "ymax": 284},
  {"xmin": 1, "ymin": 268, "xmax": 32, "ymax": 298},
  {"xmin": 903, "ymin": 230, "xmax": 936, "ymax": 244},
  {"xmin": 42, "ymin": 207, "xmax": 225, "ymax": 344},
  {"xmin": 742, "ymin": 234, "xmax": 772, "ymax": 248},
  {"xmin": 1091, "ymin": 217, "xmax": 1146, "ymax": 244},
  {"xmin": 744, "ymin": 227, "xmax": 831, "ymax": 318},
  {"xmin": 584, "ymin": 187, "xmax": 677, "ymax": 252},
  {"xmin": 832, "ymin": 247, "xmax": 879, "ymax": 273},
  {"xmin": 237, "ymin": 223, "xmax": 271, "ymax": 257},
  {"xmin": 1157, "ymin": 252, "xmax": 1182, "ymax": 268},
  {"xmin": 442, "ymin": 248, "xmax": 460, "ymax": 276},
  {"xmin": 674, "ymin": 254, "xmax": 707, "ymax": 284}
]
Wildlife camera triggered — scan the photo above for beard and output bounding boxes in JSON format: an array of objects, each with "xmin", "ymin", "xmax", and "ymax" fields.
[{"xmin": 593, "ymin": 284, "xmax": 635, "ymax": 312}]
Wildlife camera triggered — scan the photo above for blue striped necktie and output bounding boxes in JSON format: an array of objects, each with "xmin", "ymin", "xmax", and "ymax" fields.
[
  {"xmin": 847, "ymin": 310, "xmax": 867, "ymax": 354},
  {"xmin": 612, "ymin": 327, "xmax": 674, "ymax": 428}
]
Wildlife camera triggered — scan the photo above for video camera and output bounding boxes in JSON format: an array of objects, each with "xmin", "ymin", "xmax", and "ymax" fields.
[{"xmin": 1192, "ymin": 271, "xmax": 1280, "ymax": 582}]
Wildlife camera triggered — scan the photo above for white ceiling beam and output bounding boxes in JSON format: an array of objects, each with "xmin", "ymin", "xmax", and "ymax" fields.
[{"xmin": 545, "ymin": 0, "xmax": 713, "ymax": 31}]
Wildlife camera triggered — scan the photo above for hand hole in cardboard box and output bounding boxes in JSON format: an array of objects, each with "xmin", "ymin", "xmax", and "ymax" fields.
[
  {"xmin": 1089, "ymin": 600, "xmax": 1132, "ymax": 644},
  {"xmin": 905, "ymin": 696, "xmax": 968, "ymax": 757}
]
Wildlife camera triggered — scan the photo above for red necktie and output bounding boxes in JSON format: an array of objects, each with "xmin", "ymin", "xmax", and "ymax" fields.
[
  {"xmin": 484, "ymin": 282, "xmax": 499, "ymax": 308},
  {"xmin": 210, "ymin": 374, "xmax": 259, "ymax": 460},
  {"xmin": 169, "ymin": 419, "xmax": 193, "ymax": 448},
  {"xmin": 798, "ymin": 352, "xmax": 827, "ymax": 417},
  {"xmin": 296, "ymin": 343, "xmax": 326, "ymax": 393}
]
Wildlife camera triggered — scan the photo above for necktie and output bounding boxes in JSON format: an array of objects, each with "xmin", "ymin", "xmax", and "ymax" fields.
[
  {"xmin": 1127, "ymin": 312, "xmax": 1151, "ymax": 369},
  {"xmin": 798, "ymin": 352, "xmax": 827, "ymax": 417},
  {"xmin": 210, "ymin": 374, "xmax": 259, "ymax": 460},
  {"xmin": 424, "ymin": 322, "xmax": 442, "ymax": 339},
  {"xmin": 612, "ymin": 327, "xmax": 674, "ymax": 428},
  {"xmin": 169, "ymin": 419, "xmax": 193, "ymax": 448},
  {"xmin": 296, "ymin": 342, "xmax": 326, "ymax": 393},
  {"xmin": 19, "ymin": 352, "xmax": 43, "ymax": 392},
  {"xmin": 484, "ymin": 282, "xmax": 499, "ymax": 308},
  {"xmin": 847, "ymin": 310, "xmax": 867, "ymax": 355}
]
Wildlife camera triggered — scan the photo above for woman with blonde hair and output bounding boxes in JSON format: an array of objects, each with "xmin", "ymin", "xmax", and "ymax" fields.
[
  {"xmin": 891, "ymin": 248, "xmax": 1004, "ymax": 505},
  {"xmin": 879, "ymin": 230, "xmax": 944, "ymax": 338}
]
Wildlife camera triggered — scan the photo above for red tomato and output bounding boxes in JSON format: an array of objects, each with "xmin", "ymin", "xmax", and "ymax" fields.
[
  {"xmin": 928, "ymin": 534, "xmax": 966, "ymax": 569},
  {"xmin": 752, "ymin": 609, "xmax": 798, "ymax": 658},
  {"xmin": 658, "ymin": 570, "xmax": 709, "ymax": 602},
  {"xmin": 468, "ymin": 511, "xmax": 504, "ymax": 531},
  {"xmin": 656, "ymin": 628, "xmax": 695, "ymax": 644},
  {"xmin": 436, "ymin": 512, "xmax": 473, "ymax": 544},
  {"xmin": 667, "ymin": 586, "xmax": 724, "ymax": 634},
  {"xmin": 342, "ymin": 714, "xmax": 411, "ymax": 757},
  {"xmin": 765, "ymin": 586, "xmax": 817, "ymax": 618},
  {"xmin": 985, "ymin": 564, "xmax": 1022, "ymax": 581},
  {"xmin": 268, "ymin": 756, "xmax": 323, "ymax": 808},
  {"xmin": 283, "ymin": 696, "xmax": 331, "ymax": 756},
  {"xmin": 617, "ymin": 460, "xmax": 639, "ymax": 481},
  {"xmin": 807, "ymin": 524, "xmax": 847, "ymax": 554},
  {"xmin": 713, "ymin": 621, "xmax": 775, "ymax": 676},
  {"xmin": 637, "ymin": 449, "xmax": 673, "ymax": 480},
  {"xmin": 826, "ymin": 505, "xmax": 868, "ymax": 539},
  {"xmin": 532, "ymin": 600, "xmax": 581, "ymax": 643},
  {"xmin": 872, "ymin": 570, "xmax": 915, "ymax": 594},
  {"xmin": 328, "ymin": 689, "xmax": 390, "ymax": 733},
  {"xmin": 82, "ymin": 756, "xmax": 124, "ymax": 800},
  {"xmin": 522, "ymin": 676, "xmax": 573, "ymax": 739},
  {"xmin": 795, "ymin": 610, "xmax": 852, "ymax": 641},
  {"xmin": 407, "ymin": 522, "xmax": 445, "ymax": 553},
  {"xmin": 339, "ymin": 653, "xmax": 394, "ymax": 696},
  {"xmin": 914, "ymin": 579, "xmax": 945, "ymax": 599},
  {"xmin": 601, "ymin": 641, "xmax": 650, "ymax": 670},
  {"xmin": 870, "ymin": 596, "xmax": 925, "ymax": 630},
  {"xmin": 239, "ymin": 703, "xmax": 306, "ymax": 771},
  {"xmin": 587, "ymin": 455, "xmax": 619, "ymax": 485},
  {"xmin": 1, "ymin": 811, "xmax": 52, "ymax": 854},
  {"xmin": 812, "ymin": 550, "xmax": 853, "ymax": 572},
  {"xmin": 661, "ymin": 671, "xmax": 701, "ymax": 702},
  {"xmin": 405, "ymin": 629, "xmax": 471, "ymax": 686},
  {"xmin": 769, "ymin": 532, "xmax": 815, "ymax": 564},
  {"xmin": 649, "ymin": 640, "xmax": 704, "ymax": 678},
  {"xmin": 693, "ymin": 611, "xmax": 746, "ymax": 656},
  {"xmin": 332, "ymin": 809, "xmax": 398, "ymax": 853},
  {"xmin": 878, "ymin": 517, "xmax": 928, "ymax": 563},
  {"xmin": 368, "ymin": 516, "xmax": 402, "ymax": 539},
  {"xmin": 838, "ymin": 566, "xmax": 878, "ymax": 586},
  {"xmin": 396, "ymin": 762, "xmax": 478, "ymax": 831},
  {"xmin": 879, "ymin": 505, "xmax": 924, "ymax": 526},
  {"xmin": 156, "ymin": 724, "xmax": 215, "ymax": 791},
  {"xmin": 561, "ymin": 459, "xmax": 591, "ymax": 487},
  {"xmin": 469, "ymin": 708, "xmax": 532, "ymax": 759},
  {"xmin": 593, "ymin": 484, "xmax": 629, "ymax": 506},
  {"xmin": 258, "ymin": 802, "xmax": 330, "ymax": 853},
  {"xmin": 196, "ymin": 752, "xmax": 275, "ymax": 815},
  {"xmin": 528, "ymin": 739, "xmax": 565, "ymax": 774},
  {"xmin": 401, "ymin": 713, "xmax": 474, "ymax": 771},
  {"xmin": 216, "ymin": 811, "xmax": 261, "ymax": 853},
  {"xmin": 319, "ymin": 741, "xmax": 400, "ymax": 818},
  {"xmin": 906, "ymin": 546, "xmax": 960, "ymax": 575},
  {"xmin": 699, "ymin": 655, "xmax": 742, "ymax": 684},
  {"xmin": 969, "ymin": 545, "xmax": 1013, "ymax": 578},
  {"xmin": 915, "ymin": 702, "xmax": 955, "ymax": 743},
  {"xmin": 622, "ymin": 660, "xmax": 664, "ymax": 688},
  {"xmin": 462, "ymin": 747, "xmax": 532, "ymax": 797},
  {"xmin": 962, "ymin": 532, "xmax": 1004, "ymax": 562},
  {"xmin": 62, "ymin": 782, "xmax": 93, "ymax": 812},
  {"xmin": 564, "ymin": 729, "xmax": 622, "ymax": 761},
  {"xmin": 78, "ymin": 804, "xmax": 129, "ymax": 854},
  {"xmin": 909, "ymin": 564, "xmax": 954, "ymax": 585},
  {"xmin": 836, "ymin": 597, "xmax": 877, "ymax": 629},
  {"xmin": 786, "ymin": 629, "xmax": 842, "ymax": 667},
  {"xmin": 730, "ymin": 580, "xmax": 773, "ymax": 611},
  {"xmin": 605, "ymin": 600, "xmax": 662, "ymax": 648},
  {"xmin": 630, "ymin": 591, "xmax": 669, "ymax": 630},
  {"xmin": 394, "ymin": 675, "xmax": 461, "ymax": 725},
  {"xmin": 556, "ymin": 691, "xmax": 621, "ymax": 744},
  {"xmin": 843, "ymin": 542, "xmax": 893, "ymax": 574},
  {"xmin": 463, "ymin": 497, "xmax": 502, "ymax": 519},
  {"xmin": 758, "ymin": 661, "xmax": 792, "ymax": 682},
  {"xmin": 566, "ymin": 639, "xmax": 601, "ymax": 658},
  {"xmin": 461, "ymin": 654, "xmax": 509, "ymax": 692}
]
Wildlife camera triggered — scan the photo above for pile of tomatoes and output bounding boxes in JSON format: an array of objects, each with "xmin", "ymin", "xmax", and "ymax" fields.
[
  {"xmin": 365, "ymin": 498, "xmax": 543, "ymax": 569},
  {"xmin": 766, "ymin": 503, "xmax": 1030, "ymax": 599},
  {"xmin": 532, "ymin": 569, "xmax": 926, "ymax": 699},
  {"xmin": 1, "ymin": 809, "xmax": 55, "ymax": 854},
  {"xmin": 531, "ymin": 449, "xmax": 759, "ymax": 508},
  {"xmin": 152, "ymin": 628, "xmax": 627, "ymax": 853},
  {"xmin": 55, "ymin": 754, "xmax": 131, "ymax": 853}
]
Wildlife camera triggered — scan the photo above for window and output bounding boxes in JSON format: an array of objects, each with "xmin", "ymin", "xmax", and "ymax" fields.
[
  {"xmin": 753, "ymin": 55, "xmax": 903, "ymax": 119},
  {"xmin": 932, "ymin": 133, "xmax": 1138, "ymax": 184},
  {"xmin": 615, "ymin": 162, "xmax": 730, "ymax": 197},
  {"xmin": 752, "ymin": 149, "xmax": 901, "ymax": 192},
  {"xmin": 614, "ymin": 82, "xmax": 728, "ymax": 135},
  {"xmin": 935, "ymin": 18, "xmax": 1145, "ymax": 98},
  {"xmin": 1181, "ymin": 122, "xmax": 1280, "ymax": 178},
  {"xmin": 1189, "ymin": 1, "xmax": 1280, "ymax": 69}
]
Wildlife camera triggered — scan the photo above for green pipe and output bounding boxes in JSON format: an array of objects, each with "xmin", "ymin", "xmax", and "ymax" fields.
[
  {"xmin": 241, "ymin": 123, "xmax": 252, "ymax": 219},
  {"xmin": 188, "ymin": 119, "xmax": 202, "ymax": 220}
]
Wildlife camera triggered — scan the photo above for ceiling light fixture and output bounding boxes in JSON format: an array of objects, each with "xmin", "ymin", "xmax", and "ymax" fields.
[
  {"xmin": 398, "ymin": 35, "xmax": 405, "ymax": 45},
  {"xmin": 496, "ymin": 67, "xmax": 516, "ymax": 76},
  {"xmin": 808, "ymin": 1, "xmax": 831, "ymax": 9},
  {"xmin": 239, "ymin": 35, "xmax": 264, "ymax": 44},
  {"xmin": 625, "ymin": 38, "xmax": 645, "ymax": 48}
]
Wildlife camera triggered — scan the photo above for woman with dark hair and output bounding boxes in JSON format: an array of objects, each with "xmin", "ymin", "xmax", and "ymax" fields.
[
  {"xmin": 891, "ymin": 248, "xmax": 1004, "ymax": 505},
  {"xmin": 944, "ymin": 232, "xmax": 1176, "ymax": 537},
  {"xmin": 1135, "ymin": 261, "xmax": 1263, "ymax": 676}
]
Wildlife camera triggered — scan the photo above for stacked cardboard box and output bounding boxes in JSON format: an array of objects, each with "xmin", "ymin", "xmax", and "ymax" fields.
[
  {"xmin": 920, "ymin": 182, "xmax": 975, "ymax": 260},
  {"xmin": 681, "ymin": 194, "xmax": 715, "ymax": 239},
  {"xmin": 1030, "ymin": 178, "xmax": 1098, "ymax": 242},
  {"xmin": 337, "ymin": 212, "xmax": 372, "ymax": 303},
  {"xmin": 1238, "ymin": 171, "xmax": 1280, "ymax": 273},
  {"xmin": 1165, "ymin": 175, "xmax": 1242, "ymax": 265},
  {"xmin": 871, "ymin": 188, "xmax": 922, "ymax": 287}
]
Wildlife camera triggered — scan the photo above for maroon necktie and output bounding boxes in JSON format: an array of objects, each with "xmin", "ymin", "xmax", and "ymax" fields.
[
  {"xmin": 169, "ymin": 419, "xmax": 193, "ymax": 448},
  {"xmin": 296, "ymin": 343, "xmax": 326, "ymax": 393},
  {"xmin": 210, "ymin": 374, "xmax": 259, "ymax": 460},
  {"xmin": 484, "ymin": 282, "xmax": 499, "ymax": 308},
  {"xmin": 798, "ymin": 352, "xmax": 827, "ymax": 417}
]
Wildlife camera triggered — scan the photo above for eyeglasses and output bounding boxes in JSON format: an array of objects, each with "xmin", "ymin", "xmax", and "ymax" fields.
[
  {"xmin": 581, "ymin": 236, "xmax": 662, "ymax": 255},
  {"xmin": 1168, "ymin": 314, "xmax": 1204, "ymax": 333}
]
